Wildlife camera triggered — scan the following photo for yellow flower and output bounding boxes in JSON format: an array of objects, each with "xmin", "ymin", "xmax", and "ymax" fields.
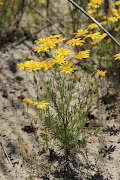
[
  {"xmin": 97, "ymin": 70, "xmax": 106, "ymax": 76},
  {"xmin": 86, "ymin": 32, "xmax": 100, "ymax": 38},
  {"xmin": 0, "ymin": 2, "xmax": 3, "ymax": 5},
  {"xmin": 52, "ymin": 38, "xmax": 66, "ymax": 44},
  {"xmin": 66, "ymin": 58, "xmax": 71, "ymax": 64},
  {"xmin": 59, "ymin": 62, "xmax": 76, "ymax": 74},
  {"xmin": 55, "ymin": 47, "xmax": 72, "ymax": 56},
  {"xmin": 44, "ymin": 61, "xmax": 54, "ymax": 71},
  {"xmin": 107, "ymin": 38, "xmax": 111, "ymax": 44},
  {"xmin": 108, "ymin": 16, "xmax": 118, "ymax": 23},
  {"xmin": 114, "ymin": 1, "xmax": 120, "ymax": 6},
  {"xmin": 88, "ymin": 23, "xmax": 98, "ymax": 29},
  {"xmin": 87, "ymin": 9, "xmax": 94, "ymax": 15},
  {"xmin": 34, "ymin": 46, "xmax": 49, "ymax": 53},
  {"xmin": 114, "ymin": 8, "xmax": 120, "ymax": 19},
  {"xmin": 35, "ymin": 37, "xmax": 47, "ymax": 44},
  {"xmin": 38, "ymin": 61, "xmax": 46, "ymax": 70},
  {"xmin": 74, "ymin": 29, "xmax": 88, "ymax": 38},
  {"xmin": 100, "ymin": 33, "xmax": 107, "ymax": 39},
  {"xmin": 74, "ymin": 50, "xmax": 90, "ymax": 60},
  {"xmin": 100, "ymin": 21, "xmax": 107, "ymax": 26},
  {"xmin": 34, "ymin": 100, "xmax": 49, "ymax": 109},
  {"xmin": 114, "ymin": 26, "xmax": 120, "ymax": 32},
  {"xmin": 67, "ymin": 38, "xmax": 85, "ymax": 47},
  {"xmin": 88, "ymin": 0, "xmax": 104, "ymax": 8},
  {"xmin": 41, "ymin": 40, "xmax": 56, "ymax": 50},
  {"xmin": 26, "ymin": 60, "xmax": 41, "ymax": 72},
  {"xmin": 86, "ymin": 32, "xmax": 101, "ymax": 44},
  {"xmin": 24, "ymin": 98, "xmax": 34, "ymax": 105},
  {"xmin": 114, "ymin": 53, "xmax": 120, "ymax": 60},
  {"xmin": 51, "ymin": 55, "xmax": 67, "ymax": 64},
  {"xmin": 17, "ymin": 63, "xmax": 26, "ymax": 70},
  {"xmin": 39, "ymin": 0, "xmax": 45, "ymax": 3},
  {"xmin": 49, "ymin": 34, "xmax": 61, "ymax": 39}
]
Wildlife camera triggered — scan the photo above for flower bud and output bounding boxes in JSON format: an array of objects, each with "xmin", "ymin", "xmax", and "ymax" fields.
[
  {"xmin": 89, "ymin": 102, "xmax": 92, "ymax": 108},
  {"xmin": 34, "ymin": 118, "xmax": 37, "ymax": 124},
  {"xmin": 43, "ymin": 91, "xmax": 47, "ymax": 97},
  {"xmin": 24, "ymin": 144, "xmax": 28, "ymax": 154},
  {"xmin": 39, "ymin": 56, "xmax": 43, "ymax": 62},
  {"xmin": 73, "ymin": 75, "xmax": 77, "ymax": 83},
  {"xmin": 77, "ymin": 107, "xmax": 81, "ymax": 112}
]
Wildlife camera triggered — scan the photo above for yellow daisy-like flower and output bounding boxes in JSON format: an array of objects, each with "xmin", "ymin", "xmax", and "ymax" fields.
[
  {"xmin": 38, "ymin": 61, "xmax": 47, "ymax": 69},
  {"xmin": 51, "ymin": 38, "xmax": 66, "ymax": 44},
  {"xmin": 114, "ymin": 1, "xmax": 120, "ymax": 6},
  {"xmin": 86, "ymin": 32, "xmax": 101, "ymax": 44},
  {"xmin": 49, "ymin": 34, "xmax": 61, "ymax": 39},
  {"xmin": 25, "ymin": 60, "xmax": 41, "ymax": 72},
  {"xmin": 44, "ymin": 61, "xmax": 54, "ymax": 71},
  {"xmin": 107, "ymin": 38, "xmax": 111, "ymax": 44},
  {"xmin": 34, "ymin": 46, "xmax": 49, "ymax": 53},
  {"xmin": 59, "ymin": 62, "xmax": 76, "ymax": 74},
  {"xmin": 17, "ymin": 63, "xmax": 26, "ymax": 70},
  {"xmin": 41, "ymin": 40, "xmax": 56, "ymax": 50},
  {"xmin": 67, "ymin": 38, "xmax": 85, "ymax": 47},
  {"xmin": 51, "ymin": 55, "xmax": 67, "ymax": 64},
  {"xmin": 0, "ymin": 2, "xmax": 3, "ymax": 5},
  {"xmin": 39, "ymin": 0, "xmax": 45, "ymax": 4},
  {"xmin": 24, "ymin": 98, "xmax": 34, "ymax": 105},
  {"xmin": 74, "ymin": 29, "xmax": 88, "ymax": 38},
  {"xmin": 88, "ymin": 23, "xmax": 98, "ymax": 29},
  {"xmin": 55, "ymin": 47, "xmax": 72, "ymax": 56},
  {"xmin": 34, "ymin": 100, "xmax": 49, "ymax": 109},
  {"xmin": 100, "ymin": 21, "xmax": 107, "ymax": 26},
  {"xmin": 87, "ymin": 9, "xmax": 94, "ymax": 15},
  {"xmin": 35, "ymin": 37, "xmax": 48, "ymax": 44},
  {"xmin": 74, "ymin": 50, "xmax": 90, "ymax": 60},
  {"xmin": 91, "ymin": 36, "xmax": 100, "ymax": 45},
  {"xmin": 88, "ymin": 0, "xmax": 104, "ymax": 8},
  {"xmin": 86, "ymin": 32, "xmax": 100, "ymax": 38},
  {"xmin": 108, "ymin": 16, "xmax": 118, "ymax": 23},
  {"xmin": 97, "ymin": 70, "xmax": 106, "ymax": 76},
  {"xmin": 114, "ymin": 26, "xmax": 120, "ymax": 32},
  {"xmin": 114, "ymin": 8, "xmax": 120, "ymax": 19},
  {"xmin": 114, "ymin": 53, "xmax": 120, "ymax": 60},
  {"xmin": 100, "ymin": 33, "xmax": 107, "ymax": 39}
]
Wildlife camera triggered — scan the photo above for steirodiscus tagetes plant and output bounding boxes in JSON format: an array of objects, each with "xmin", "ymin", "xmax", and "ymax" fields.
[{"xmin": 17, "ymin": 33, "xmax": 106, "ymax": 159}]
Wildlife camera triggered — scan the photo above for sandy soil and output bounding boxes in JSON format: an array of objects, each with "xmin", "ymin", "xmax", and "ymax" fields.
[{"xmin": 0, "ymin": 27, "xmax": 120, "ymax": 180}]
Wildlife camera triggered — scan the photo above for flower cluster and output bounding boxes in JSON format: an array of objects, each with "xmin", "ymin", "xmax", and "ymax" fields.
[
  {"xmin": 74, "ymin": 50, "xmax": 90, "ymax": 60},
  {"xmin": 34, "ymin": 34, "xmax": 66, "ymax": 52},
  {"xmin": 24, "ymin": 98, "xmax": 49, "ymax": 109},
  {"xmin": 88, "ymin": 0, "xmax": 104, "ymax": 9},
  {"xmin": 97, "ymin": 70, "xmax": 106, "ymax": 76},
  {"xmin": 86, "ymin": 0, "xmax": 120, "ymax": 33}
]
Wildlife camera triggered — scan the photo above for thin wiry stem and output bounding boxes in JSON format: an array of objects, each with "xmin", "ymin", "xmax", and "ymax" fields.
[
  {"xmin": 68, "ymin": 0, "xmax": 120, "ymax": 47},
  {"xmin": 26, "ymin": 0, "xmax": 69, "ymax": 38}
]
